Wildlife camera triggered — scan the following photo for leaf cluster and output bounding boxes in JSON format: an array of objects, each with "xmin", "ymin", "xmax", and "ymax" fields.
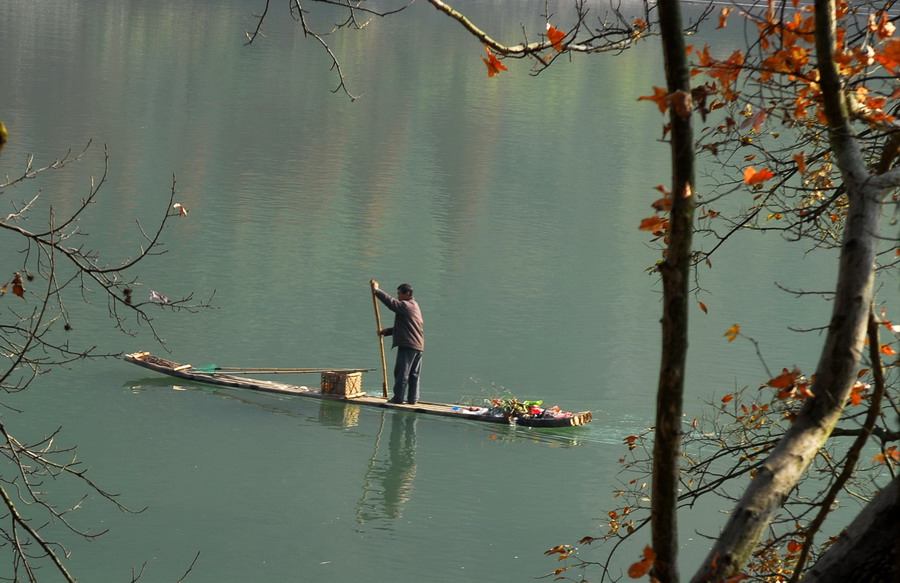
[
  {"xmin": 683, "ymin": 1, "xmax": 900, "ymax": 269},
  {"xmin": 548, "ymin": 312, "xmax": 897, "ymax": 582}
]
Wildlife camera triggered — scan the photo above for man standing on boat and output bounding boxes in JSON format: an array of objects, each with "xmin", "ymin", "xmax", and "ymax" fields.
[{"xmin": 371, "ymin": 280, "xmax": 425, "ymax": 405}]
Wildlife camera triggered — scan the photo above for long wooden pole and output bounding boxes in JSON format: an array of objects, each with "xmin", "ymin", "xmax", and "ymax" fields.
[{"xmin": 370, "ymin": 280, "xmax": 389, "ymax": 398}]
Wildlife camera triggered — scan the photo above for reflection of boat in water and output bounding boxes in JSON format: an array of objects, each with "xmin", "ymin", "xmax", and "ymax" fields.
[
  {"xmin": 357, "ymin": 412, "xmax": 417, "ymax": 523},
  {"xmin": 124, "ymin": 352, "xmax": 593, "ymax": 428}
]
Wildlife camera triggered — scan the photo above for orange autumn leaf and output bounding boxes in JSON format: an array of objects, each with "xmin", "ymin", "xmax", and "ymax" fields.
[
  {"xmin": 873, "ymin": 446, "xmax": 900, "ymax": 464},
  {"xmin": 701, "ymin": 49, "xmax": 745, "ymax": 92},
  {"xmin": 793, "ymin": 152, "xmax": 807, "ymax": 174},
  {"xmin": 725, "ymin": 324, "xmax": 740, "ymax": 342},
  {"xmin": 11, "ymin": 272, "xmax": 25, "ymax": 299},
  {"xmin": 718, "ymin": 7, "xmax": 733, "ymax": 29},
  {"xmin": 764, "ymin": 0, "xmax": 776, "ymax": 25},
  {"xmin": 638, "ymin": 86, "xmax": 670, "ymax": 114},
  {"xmin": 722, "ymin": 394, "xmax": 734, "ymax": 403},
  {"xmin": 651, "ymin": 197, "xmax": 671, "ymax": 212},
  {"xmin": 482, "ymin": 46, "xmax": 507, "ymax": 77},
  {"xmin": 876, "ymin": 12, "xmax": 896, "ymax": 39},
  {"xmin": 639, "ymin": 216, "xmax": 669, "ymax": 234},
  {"xmin": 651, "ymin": 185, "xmax": 672, "ymax": 211},
  {"xmin": 881, "ymin": 344, "xmax": 896, "ymax": 356},
  {"xmin": 849, "ymin": 382, "xmax": 868, "ymax": 406},
  {"xmin": 547, "ymin": 24, "xmax": 566, "ymax": 52},
  {"xmin": 628, "ymin": 546, "xmax": 655, "ymax": 578},
  {"xmin": 741, "ymin": 109, "xmax": 767, "ymax": 132},
  {"xmin": 628, "ymin": 559, "xmax": 652, "ymax": 578},
  {"xmin": 794, "ymin": 382, "xmax": 815, "ymax": 399},
  {"xmin": 699, "ymin": 301, "xmax": 708, "ymax": 314},
  {"xmin": 875, "ymin": 39, "xmax": 900, "ymax": 71},
  {"xmin": 767, "ymin": 367, "xmax": 800, "ymax": 390},
  {"xmin": 867, "ymin": 13, "xmax": 878, "ymax": 34},
  {"xmin": 787, "ymin": 540, "xmax": 803, "ymax": 554},
  {"xmin": 744, "ymin": 166, "xmax": 775, "ymax": 185}
]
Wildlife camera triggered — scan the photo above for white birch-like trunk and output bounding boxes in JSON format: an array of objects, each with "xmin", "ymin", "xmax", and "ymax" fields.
[{"xmin": 689, "ymin": 0, "xmax": 897, "ymax": 579}]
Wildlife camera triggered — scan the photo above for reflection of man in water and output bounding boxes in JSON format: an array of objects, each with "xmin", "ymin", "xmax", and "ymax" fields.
[
  {"xmin": 382, "ymin": 415, "xmax": 417, "ymax": 518},
  {"xmin": 357, "ymin": 414, "xmax": 417, "ymax": 523}
]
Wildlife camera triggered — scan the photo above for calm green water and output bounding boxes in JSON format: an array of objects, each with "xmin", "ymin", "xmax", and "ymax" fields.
[{"xmin": 0, "ymin": 0, "xmax": 864, "ymax": 581}]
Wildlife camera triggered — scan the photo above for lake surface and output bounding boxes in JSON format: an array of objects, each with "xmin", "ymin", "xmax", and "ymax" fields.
[{"xmin": 0, "ymin": 0, "xmax": 882, "ymax": 581}]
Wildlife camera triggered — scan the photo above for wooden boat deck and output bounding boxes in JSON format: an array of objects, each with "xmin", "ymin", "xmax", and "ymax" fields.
[{"xmin": 123, "ymin": 352, "xmax": 592, "ymax": 428}]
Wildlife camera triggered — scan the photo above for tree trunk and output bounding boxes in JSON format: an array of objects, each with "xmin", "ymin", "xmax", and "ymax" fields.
[
  {"xmin": 651, "ymin": 1, "xmax": 695, "ymax": 582},
  {"xmin": 689, "ymin": 0, "xmax": 891, "ymax": 580},
  {"xmin": 802, "ymin": 476, "xmax": 900, "ymax": 583}
]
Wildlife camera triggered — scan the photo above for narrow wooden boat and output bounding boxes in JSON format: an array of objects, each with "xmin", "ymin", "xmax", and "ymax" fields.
[{"xmin": 123, "ymin": 351, "xmax": 592, "ymax": 428}]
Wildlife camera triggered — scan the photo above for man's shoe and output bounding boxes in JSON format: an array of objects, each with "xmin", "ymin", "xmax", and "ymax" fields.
[
  {"xmin": 388, "ymin": 398, "xmax": 403, "ymax": 404},
  {"xmin": 407, "ymin": 401, "xmax": 417, "ymax": 405}
]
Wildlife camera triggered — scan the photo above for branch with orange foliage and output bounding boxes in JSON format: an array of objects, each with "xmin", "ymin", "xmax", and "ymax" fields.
[
  {"xmin": 424, "ymin": 0, "xmax": 650, "ymax": 71},
  {"xmin": 688, "ymin": 0, "xmax": 898, "ymax": 580},
  {"xmin": 674, "ymin": 0, "xmax": 900, "ymax": 272}
]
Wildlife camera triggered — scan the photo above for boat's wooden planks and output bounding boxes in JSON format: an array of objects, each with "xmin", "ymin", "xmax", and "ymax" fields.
[{"xmin": 123, "ymin": 352, "xmax": 592, "ymax": 428}]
